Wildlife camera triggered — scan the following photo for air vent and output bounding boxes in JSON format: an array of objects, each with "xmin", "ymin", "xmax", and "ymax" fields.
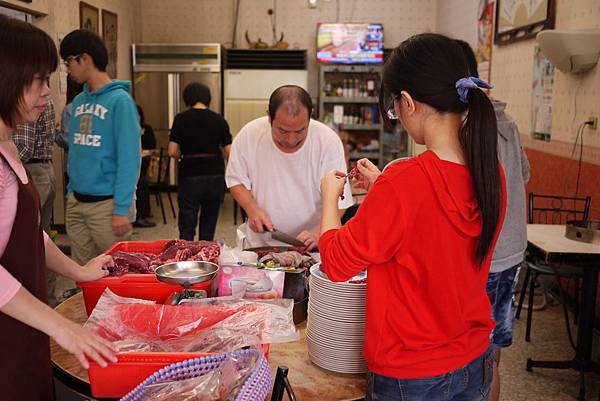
[{"xmin": 224, "ymin": 49, "xmax": 306, "ymax": 70}]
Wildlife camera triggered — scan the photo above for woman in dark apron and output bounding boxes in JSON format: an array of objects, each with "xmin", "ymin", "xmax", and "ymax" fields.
[{"xmin": 0, "ymin": 16, "xmax": 116, "ymax": 400}]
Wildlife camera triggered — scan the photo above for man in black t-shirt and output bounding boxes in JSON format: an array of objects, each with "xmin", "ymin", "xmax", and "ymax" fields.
[{"xmin": 168, "ymin": 82, "xmax": 232, "ymax": 240}]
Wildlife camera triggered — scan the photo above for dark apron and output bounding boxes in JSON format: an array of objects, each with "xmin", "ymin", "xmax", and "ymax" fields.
[{"xmin": 0, "ymin": 153, "xmax": 54, "ymax": 400}]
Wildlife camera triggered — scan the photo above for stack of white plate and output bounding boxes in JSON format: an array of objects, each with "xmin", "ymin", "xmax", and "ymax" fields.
[{"xmin": 307, "ymin": 263, "xmax": 367, "ymax": 374}]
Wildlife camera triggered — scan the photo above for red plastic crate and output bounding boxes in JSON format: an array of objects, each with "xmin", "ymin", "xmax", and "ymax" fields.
[
  {"xmin": 88, "ymin": 345, "xmax": 270, "ymax": 398},
  {"xmin": 77, "ymin": 240, "xmax": 216, "ymax": 315}
]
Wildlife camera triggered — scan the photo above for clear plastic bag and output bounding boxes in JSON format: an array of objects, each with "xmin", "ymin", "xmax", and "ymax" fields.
[
  {"xmin": 85, "ymin": 289, "xmax": 298, "ymax": 353},
  {"xmin": 219, "ymin": 244, "xmax": 259, "ymax": 265}
]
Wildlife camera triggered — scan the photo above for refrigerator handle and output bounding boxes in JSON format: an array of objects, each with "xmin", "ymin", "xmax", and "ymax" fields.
[
  {"xmin": 167, "ymin": 73, "xmax": 180, "ymax": 128},
  {"xmin": 173, "ymin": 73, "xmax": 180, "ymax": 116}
]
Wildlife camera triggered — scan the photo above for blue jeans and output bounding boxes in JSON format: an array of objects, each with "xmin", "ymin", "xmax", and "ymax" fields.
[
  {"xmin": 370, "ymin": 346, "xmax": 495, "ymax": 401},
  {"xmin": 486, "ymin": 264, "xmax": 520, "ymax": 347},
  {"xmin": 177, "ymin": 175, "xmax": 225, "ymax": 241}
]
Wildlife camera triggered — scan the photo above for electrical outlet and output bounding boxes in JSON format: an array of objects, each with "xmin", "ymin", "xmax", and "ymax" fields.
[{"xmin": 588, "ymin": 116, "xmax": 598, "ymax": 130}]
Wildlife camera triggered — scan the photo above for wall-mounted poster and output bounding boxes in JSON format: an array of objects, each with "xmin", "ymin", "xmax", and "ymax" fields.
[
  {"xmin": 102, "ymin": 10, "xmax": 118, "ymax": 78},
  {"xmin": 531, "ymin": 45, "xmax": 554, "ymax": 141},
  {"xmin": 79, "ymin": 2, "xmax": 99, "ymax": 35},
  {"xmin": 495, "ymin": 0, "xmax": 554, "ymax": 44},
  {"xmin": 476, "ymin": 0, "xmax": 494, "ymax": 83}
]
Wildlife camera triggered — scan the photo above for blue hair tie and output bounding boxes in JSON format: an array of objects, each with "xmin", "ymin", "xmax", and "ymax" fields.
[{"xmin": 455, "ymin": 77, "xmax": 493, "ymax": 103}]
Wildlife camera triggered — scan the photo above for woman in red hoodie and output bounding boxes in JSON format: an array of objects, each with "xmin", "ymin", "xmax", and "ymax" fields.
[{"xmin": 319, "ymin": 33, "xmax": 506, "ymax": 401}]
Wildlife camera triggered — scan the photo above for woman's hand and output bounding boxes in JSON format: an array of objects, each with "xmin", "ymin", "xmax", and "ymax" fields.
[
  {"xmin": 50, "ymin": 317, "xmax": 117, "ymax": 369},
  {"xmin": 321, "ymin": 170, "xmax": 347, "ymax": 203},
  {"xmin": 77, "ymin": 254, "xmax": 113, "ymax": 282},
  {"xmin": 352, "ymin": 158, "xmax": 381, "ymax": 192}
]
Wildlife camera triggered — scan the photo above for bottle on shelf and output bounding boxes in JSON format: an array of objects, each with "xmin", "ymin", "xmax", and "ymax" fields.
[
  {"xmin": 364, "ymin": 106, "xmax": 373, "ymax": 124},
  {"xmin": 367, "ymin": 79, "xmax": 375, "ymax": 97}
]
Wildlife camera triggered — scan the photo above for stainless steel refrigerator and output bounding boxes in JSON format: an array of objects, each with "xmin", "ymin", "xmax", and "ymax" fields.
[{"xmin": 132, "ymin": 43, "xmax": 222, "ymax": 147}]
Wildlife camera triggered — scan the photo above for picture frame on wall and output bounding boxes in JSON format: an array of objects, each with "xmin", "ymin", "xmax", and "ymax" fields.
[
  {"xmin": 79, "ymin": 2, "xmax": 99, "ymax": 35},
  {"xmin": 102, "ymin": 10, "xmax": 118, "ymax": 78},
  {"xmin": 494, "ymin": 0, "xmax": 555, "ymax": 45}
]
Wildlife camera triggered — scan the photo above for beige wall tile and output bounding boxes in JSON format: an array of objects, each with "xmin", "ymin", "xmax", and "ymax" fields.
[
  {"xmin": 138, "ymin": 0, "xmax": 436, "ymax": 98},
  {"xmin": 491, "ymin": 0, "xmax": 600, "ymax": 163}
]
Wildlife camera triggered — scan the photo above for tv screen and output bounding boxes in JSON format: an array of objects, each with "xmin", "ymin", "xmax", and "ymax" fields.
[{"xmin": 317, "ymin": 23, "xmax": 383, "ymax": 64}]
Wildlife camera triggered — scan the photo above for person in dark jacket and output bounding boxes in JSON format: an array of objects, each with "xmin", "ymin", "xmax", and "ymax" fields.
[{"xmin": 457, "ymin": 38, "xmax": 530, "ymax": 401}]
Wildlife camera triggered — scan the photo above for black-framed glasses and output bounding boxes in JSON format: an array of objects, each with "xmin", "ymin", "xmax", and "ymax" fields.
[
  {"xmin": 385, "ymin": 94, "xmax": 399, "ymax": 120},
  {"xmin": 63, "ymin": 54, "xmax": 82, "ymax": 67}
]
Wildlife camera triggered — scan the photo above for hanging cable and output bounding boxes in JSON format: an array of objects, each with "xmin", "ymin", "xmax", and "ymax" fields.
[
  {"xmin": 271, "ymin": 0, "xmax": 277, "ymax": 44},
  {"xmin": 232, "ymin": 0, "xmax": 241, "ymax": 48},
  {"xmin": 575, "ymin": 125, "xmax": 584, "ymax": 196},
  {"xmin": 569, "ymin": 122, "xmax": 586, "ymax": 196},
  {"xmin": 565, "ymin": 122, "xmax": 586, "ymax": 196}
]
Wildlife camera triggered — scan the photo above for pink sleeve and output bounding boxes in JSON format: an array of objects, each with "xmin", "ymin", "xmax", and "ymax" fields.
[{"xmin": 0, "ymin": 157, "xmax": 22, "ymax": 308}]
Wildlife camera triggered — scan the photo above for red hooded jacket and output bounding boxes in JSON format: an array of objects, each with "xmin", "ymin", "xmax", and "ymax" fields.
[{"xmin": 319, "ymin": 150, "xmax": 506, "ymax": 379}]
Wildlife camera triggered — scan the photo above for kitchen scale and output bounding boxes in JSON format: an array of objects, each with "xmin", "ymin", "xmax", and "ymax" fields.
[{"xmin": 155, "ymin": 261, "xmax": 219, "ymax": 305}]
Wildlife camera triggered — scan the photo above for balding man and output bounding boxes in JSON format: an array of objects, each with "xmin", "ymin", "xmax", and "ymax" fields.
[{"xmin": 226, "ymin": 85, "xmax": 353, "ymax": 250}]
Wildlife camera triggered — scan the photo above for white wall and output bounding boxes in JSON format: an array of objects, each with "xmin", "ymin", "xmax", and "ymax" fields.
[{"xmin": 435, "ymin": 0, "xmax": 478, "ymax": 47}]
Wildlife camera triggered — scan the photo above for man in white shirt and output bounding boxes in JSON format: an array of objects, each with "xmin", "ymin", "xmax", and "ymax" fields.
[{"xmin": 226, "ymin": 85, "xmax": 353, "ymax": 250}]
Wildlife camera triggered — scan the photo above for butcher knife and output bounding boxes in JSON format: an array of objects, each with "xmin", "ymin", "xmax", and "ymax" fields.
[{"xmin": 272, "ymin": 228, "xmax": 306, "ymax": 248}]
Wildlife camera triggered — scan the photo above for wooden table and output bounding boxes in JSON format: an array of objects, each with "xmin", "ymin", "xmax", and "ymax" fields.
[
  {"xmin": 526, "ymin": 224, "xmax": 600, "ymax": 401},
  {"xmin": 51, "ymin": 292, "xmax": 366, "ymax": 401}
]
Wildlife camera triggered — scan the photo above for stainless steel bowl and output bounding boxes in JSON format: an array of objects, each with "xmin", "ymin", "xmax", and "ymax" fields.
[{"xmin": 155, "ymin": 261, "xmax": 219, "ymax": 287}]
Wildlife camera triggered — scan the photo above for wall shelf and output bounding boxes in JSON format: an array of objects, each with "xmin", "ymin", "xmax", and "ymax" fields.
[{"xmin": 322, "ymin": 97, "xmax": 379, "ymax": 104}]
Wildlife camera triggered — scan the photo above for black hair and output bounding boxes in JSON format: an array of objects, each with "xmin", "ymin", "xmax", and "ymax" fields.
[
  {"xmin": 136, "ymin": 104, "xmax": 146, "ymax": 125},
  {"xmin": 381, "ymin": 33, "xmax": 501, "ymax": 265},
  {"xmin": 59, "ymin": 29, "xmax": 108, "ymax": 72},
  {"xmin": 66, "ymin": 76, "xmax": 84, "ymax": 105},
  {"xmin": 268, "ymin": 85, "xmax": 313, "ymax": 121},
  {"xmin": 183, "ymin": 82, "xmax": 211, "ymax": 107},
  {"xmin": 455, "ymin": 39, "xmax": 479, "ymax": 78},
  {"xmin": 0, "ymin": 15, "xmax": 58, "ymax": 127}
]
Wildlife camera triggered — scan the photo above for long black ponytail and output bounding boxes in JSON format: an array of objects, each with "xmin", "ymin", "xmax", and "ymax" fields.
[
  {"xmin": 460, "ymin": 88, "xmax": 502, "ymax": 264},
  {"xmin": 381, "ymin": 33, "xmax": 502, "ymax": 265}
]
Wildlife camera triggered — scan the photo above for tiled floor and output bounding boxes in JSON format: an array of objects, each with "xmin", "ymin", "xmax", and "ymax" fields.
[{"xmin": 60, "ymin": 192, "xmax": 600, "ymax": 400}]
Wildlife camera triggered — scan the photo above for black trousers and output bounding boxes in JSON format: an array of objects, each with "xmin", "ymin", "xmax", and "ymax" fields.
[
  {"xmin": 136, "ymin": 164, "xmax": 151, "ymax": 220},
  {"xmin": 177, "ymin": 174, "xmax": 225, "ymax": 240}
]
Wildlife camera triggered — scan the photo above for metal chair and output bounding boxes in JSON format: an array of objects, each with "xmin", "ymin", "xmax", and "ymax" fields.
[
  {"xmin": 148, "ymin": 148, "xmax": 176, "ymax": 224},
  {"xmin": 516, "ymin": 193, "xmax": 590, "ymax": 347}
]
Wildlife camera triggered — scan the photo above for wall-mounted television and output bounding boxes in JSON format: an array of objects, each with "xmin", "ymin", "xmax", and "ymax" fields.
[{"xmin": 317, "ymin": 23, "xmax": 383, "ymax": 64}]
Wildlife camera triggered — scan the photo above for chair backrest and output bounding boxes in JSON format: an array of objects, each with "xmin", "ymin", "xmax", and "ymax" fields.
[
  {"xmin": 528, "ymin": 193, "xmax": 591, "ymax": 224},
  {"xmin": 155, "ymin": 148, "xmax": 170, "ymax": 186}
]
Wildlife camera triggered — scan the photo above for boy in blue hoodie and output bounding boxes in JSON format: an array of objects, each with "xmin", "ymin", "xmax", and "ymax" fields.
[{"xmin": 60, "ymin": 30, "xmax": 141, "ymax": 264}]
